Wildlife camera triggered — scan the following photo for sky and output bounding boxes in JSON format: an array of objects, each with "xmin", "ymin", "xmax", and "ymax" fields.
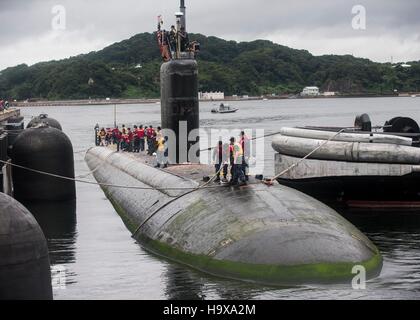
[{"xmin": 1, "ymin": 0, "xmax": 420, "ymax": 70}]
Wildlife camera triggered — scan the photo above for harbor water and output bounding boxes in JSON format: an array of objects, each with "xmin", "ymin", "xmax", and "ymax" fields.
[{"xmin": 19, "ymin": 97, "xmax": 420, "ymax": 300}]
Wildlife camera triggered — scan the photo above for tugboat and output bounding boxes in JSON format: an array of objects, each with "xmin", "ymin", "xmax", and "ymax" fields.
[
  {"xmin": 273, "ymin": 114, "xmax": 420, "ymax": 209},
  {"xmin": 211, "ymin": 103, "xmax": 238, "ymax": 114}
]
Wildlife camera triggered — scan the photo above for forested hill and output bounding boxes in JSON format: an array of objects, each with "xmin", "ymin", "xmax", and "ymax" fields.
[{"xmin": 0, "ymin": 32, "xmax": 419, "ymax": 100}]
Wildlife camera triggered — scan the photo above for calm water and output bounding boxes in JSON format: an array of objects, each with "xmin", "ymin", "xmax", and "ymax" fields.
[{"xmin": 20, "ymin": 97, "xmax": 420, "ymax": 300}]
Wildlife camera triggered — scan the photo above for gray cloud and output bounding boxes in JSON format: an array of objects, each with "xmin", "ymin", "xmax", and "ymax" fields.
[{"xmin": 0, "ymin": 0, "xmax": 419, "ymax": 70}]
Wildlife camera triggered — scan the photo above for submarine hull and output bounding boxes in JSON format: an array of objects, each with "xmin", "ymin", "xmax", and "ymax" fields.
[
  {"xmin": 85, "ymin": 147, "xmax": 382, "ymax": 285},
  {"xmin": 0, "ymin": 193, "xmax": 53, "ymax": 300}
]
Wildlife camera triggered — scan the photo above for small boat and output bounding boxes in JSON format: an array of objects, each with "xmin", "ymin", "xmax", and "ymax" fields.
[
  {"xmin": 211, "ymin": 103, "xmax": 238, "ymax": 114},
  {"xmin": 273, "ymin": 114, "xmax": 420, "ymax": 209},
  {"xmin": 412, "ymin": 95, "xmax": 417, "ymax": 98}
]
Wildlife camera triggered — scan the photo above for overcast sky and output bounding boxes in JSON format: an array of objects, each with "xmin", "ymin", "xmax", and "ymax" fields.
[{"xmin": 1, "ymin": 0, "xmax": 419, "ymax": 70}]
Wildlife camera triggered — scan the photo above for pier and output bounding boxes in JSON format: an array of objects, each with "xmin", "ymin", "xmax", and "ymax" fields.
[
  {"xmin": 1, "ymin": 108, "xmax": 21, "ymax": 194},
  {"xmin": 0, "ymin": 108, "xmax": 21, "ymax": 123}
]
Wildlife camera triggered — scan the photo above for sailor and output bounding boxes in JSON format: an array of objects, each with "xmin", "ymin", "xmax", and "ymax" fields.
[
  {"xmin": 133, "ymin": 125, "xmax": 140, "ymax": 153},
  {"xmin": 212, "ymin": 141, "xmax": 229, "ymax": 183},
  {"xmin": 179, "ymin": 27, "xmax": 189, "ymax": 52},
  {"xmin": 147, "ymin": 126, "xmax": 157, "ymax": 155},
  {"xmin": 122, "ymin": 131, "xmax": 130, "ymax": 151},
  {"xmin": 94, "ymin": 124, "xmax": 100, "ymax": 146},
  {"xmin": 155, "ymin": 136, "xmax": 168, "ymax": 168},
  {"xmin": 156, "ymin": 126, "xmax": 163, "ymax": 140},
  {"xmin": 105, "ymin": 128, "xmax": 113, "ymax": 146},
  {"xmin": 114, "ymin": 127, "xmax": 122, "ymax": 151},
  {"xmin": 157, "ymin": 25, "xmax": 172, "ymax": 62},
  {"xmin": 112, "ymin": 126, "xmax": 119, "ymax": 145},
  {"xmin": 239, "ymin": 131, "xmax": 251, "ymax": 181},
  {"xmin": 169, "ymin": 25, "xmax": 177, "ymax": 55},
  {"xmin": 137, "ymin": 125, "xmax": 146, "ymax": 152},
  {"xmin": 127, "ymin": 128, "xmax": 134, "ymax": 152},
  {"xmin": 229, "ymin": 137, "xmax": 246, "ymax": 186},
  {"xmin": 99, "ymin": 128, "xmax": 107, "ymax": 147},
  {"xmin": 188, "ymin": 40, "xmax": 200, "ymax": 58}
]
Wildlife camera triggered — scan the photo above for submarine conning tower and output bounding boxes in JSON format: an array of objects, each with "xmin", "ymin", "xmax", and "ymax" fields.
[
  {"xmin": 160, "ymin": 0, "xmax": 199, "ymax": 164},
  {"xmin": 160, "ymin": 59, "xmax": 199, "ymax": 164}
]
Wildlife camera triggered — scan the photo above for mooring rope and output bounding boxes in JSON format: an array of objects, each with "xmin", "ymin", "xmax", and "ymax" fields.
[
  {"xmin": 199, "ymin": 131, "xmax": 283, "ymax": 152},
  {"xmin": 0, "ymin": 158, "xmax": 229, "ymax": 191},
  {"xmin": 74, "ymin": 150, "xmax": 117, "ymax": 179},
  {"xmin": 267, "ymin": 128, "xmax": 349, "ymax": 183},
  {"xmin": 0, "ymin": 129, "xmax": 350, "ymax": 192}
]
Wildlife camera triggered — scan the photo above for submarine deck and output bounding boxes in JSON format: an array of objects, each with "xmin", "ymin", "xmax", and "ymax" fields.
[
  {"xmin": 86, "ymin": 146, "xmax": 383, "ymax": 285},
  {"xmin": 106, "ymin": 145, "xmax": 232, "ymax": 185}
]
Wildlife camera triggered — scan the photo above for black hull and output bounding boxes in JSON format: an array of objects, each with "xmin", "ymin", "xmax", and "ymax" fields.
[{"xmin": 277, "ymin": 174, "xmax": 420, "ymax": 210}]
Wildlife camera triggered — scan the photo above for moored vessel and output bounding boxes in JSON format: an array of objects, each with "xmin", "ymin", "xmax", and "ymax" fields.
[{"xmin": 273, "ymin": 114, "xmax": 420, "ymax": 209}]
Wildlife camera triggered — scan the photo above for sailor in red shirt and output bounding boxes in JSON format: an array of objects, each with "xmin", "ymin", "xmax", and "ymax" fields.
[
  {"xmin": 146, "ymin": 126, "xmax": 157, "ymax": 155},
  {"xmin": 133, "ymin": 126, "xmax": 140, "ymax": 153},
  {"xmin": 112, "ymin": 127, "xmax": 122, "ymax": 151},
  {"xmin": 127, "ymin": 128, "xmax": 134, "ymax": 152},
  {"xmin": 137, "ymin": 125, "xmax": 146, "ymax": 152}
]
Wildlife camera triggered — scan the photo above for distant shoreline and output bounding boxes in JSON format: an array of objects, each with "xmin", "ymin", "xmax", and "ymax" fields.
[{"xmin": 9, "ymin": 93, "xmax": 418, "ymax": 107}]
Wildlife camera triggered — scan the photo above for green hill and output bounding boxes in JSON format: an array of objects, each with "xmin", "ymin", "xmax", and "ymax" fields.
[{"xmin": 0, "ymin": 32, "xmax": 419, "ymax": 100}]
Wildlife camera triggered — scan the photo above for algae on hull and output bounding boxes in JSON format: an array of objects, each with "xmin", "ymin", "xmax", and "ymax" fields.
[{"xmin": 86, "ymin": 147, "xmax": 383, "ymax": 285}]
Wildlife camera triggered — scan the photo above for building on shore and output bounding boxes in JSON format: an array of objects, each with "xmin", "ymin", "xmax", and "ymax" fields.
[
  {"xmin": 198, "ymin": 91, "xmax": 225, "ymax": 101},
  {"xmin": 301, "ymin": 86, "xmax": 320, "ymax": 97}
]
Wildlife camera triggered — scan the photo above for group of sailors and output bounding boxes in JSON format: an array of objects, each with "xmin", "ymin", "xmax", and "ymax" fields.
[
  {"xmin": 96, "ymin": 126, "xmax": 251, "ymax": 186},
  {"xmin": 96, "ymin": 124, "xmax": 169, "ymax": 168},
  {"xmin": 157, "ymin": 19, "xmax": 199, "ymax": 62},
  {"xmin": 212, "ymin": 132, "xmax": 250, "ymax": 186},
  {"xmin": 0, "ymin": 100, "xmax": 10, "ymax": 112}
]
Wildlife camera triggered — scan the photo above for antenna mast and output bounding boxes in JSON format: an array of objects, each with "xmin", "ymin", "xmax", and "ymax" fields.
[{"xmin": 180, "ymin": 0, "xmax": 186, "ymax": 31}]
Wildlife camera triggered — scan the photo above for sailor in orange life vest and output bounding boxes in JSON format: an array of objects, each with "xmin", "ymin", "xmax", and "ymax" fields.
[
  {"xmin": 212, "ymin": 141, "xmax": 229, "ymax": 183},
  {"xmin": 229, "ymin": 137, "xmax": 246, "ymax": 186}
]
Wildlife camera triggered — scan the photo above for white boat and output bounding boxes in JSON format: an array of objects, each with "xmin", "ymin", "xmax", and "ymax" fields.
[
  {"xmin": 272, "ymin": 114, "xmax": 420, "ymax": 209},
  {"xmin": 211, "ymin": 103, "xmax": 238, "ymax": 114}
]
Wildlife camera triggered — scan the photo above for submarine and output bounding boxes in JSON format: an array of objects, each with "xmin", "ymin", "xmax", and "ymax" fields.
[{"xmin": 85, "ymin": 1, "xmax": 382, "ymax": 285}]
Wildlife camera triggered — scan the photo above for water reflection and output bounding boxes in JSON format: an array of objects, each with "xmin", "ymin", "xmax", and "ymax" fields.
[
  {"xmin": 163, "ymin": 263, "xmax": 266, "ymax": 300},
  {"xmin": 23, "ymin": 200, "xmax": 77, "ymax": 265},
  {"xmin": 164, "ymin": 265, "xmax": 206, "ymax": 300},
  {"xmin": 342, "ymin": 209, "xmax": 420, "ymax": 236}
]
